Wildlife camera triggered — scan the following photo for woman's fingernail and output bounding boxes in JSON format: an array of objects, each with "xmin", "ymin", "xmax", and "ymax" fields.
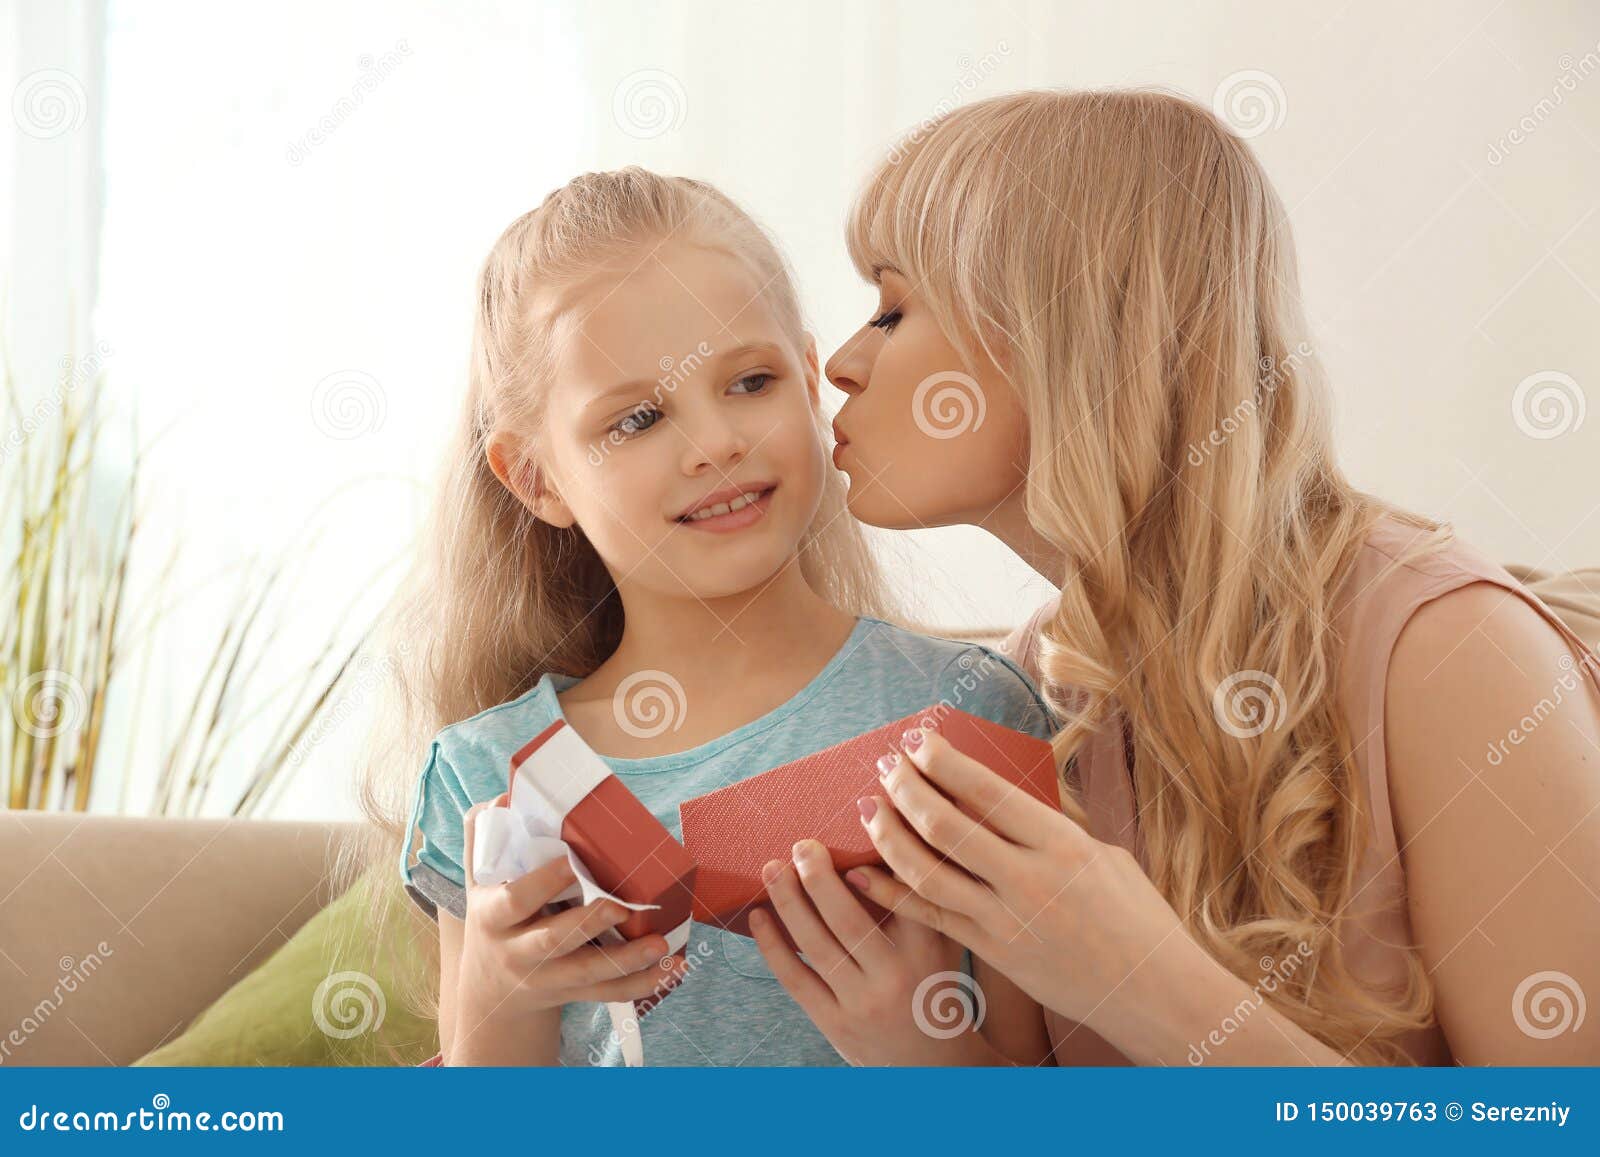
[
  {"xmin": 857, "ymin": 796, "xmax": 878, "ymax": 821},
  {"xmin": 876, "ymin": 753, "xmax": 897, "ymax": 777},
  {"xmin": 901, "ymin": 728, "xmax": 924, "ymax": 752},
  {"xmin": 845, "ymin": 869, "xmax": 870, "ymax": 891},
  {"xmin": 749, "ymin": 909, "xmax": 768, "ymax": 931},
  {"xmin": 761, "ymin": 859, "xmax": 783, "ymax": 883}
]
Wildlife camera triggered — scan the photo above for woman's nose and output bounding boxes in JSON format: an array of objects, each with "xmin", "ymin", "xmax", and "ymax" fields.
[{"xmin": 825, "ymin": 328, "xmax": 877, "ymax": 397}]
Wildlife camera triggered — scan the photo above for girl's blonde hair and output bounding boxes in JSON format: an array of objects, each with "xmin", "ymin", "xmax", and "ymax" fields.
[
  {"xmin": 848, "ymin": 87, "xmax": 1448, "ymax": 1064},
  {"xmin": 349, "ymin": 168, "xmax": 893, "ymax": 1022}
]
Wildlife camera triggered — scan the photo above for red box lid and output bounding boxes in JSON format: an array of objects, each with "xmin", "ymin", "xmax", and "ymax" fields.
[{"xmin": 678, "ymin": 705, "xmax": 1057, "ymax": 938}]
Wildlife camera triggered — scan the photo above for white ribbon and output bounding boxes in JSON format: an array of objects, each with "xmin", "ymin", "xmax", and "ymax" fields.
[{"xmin": 470, "ymin": 722, "xmax": 691, "ymax": 1067}]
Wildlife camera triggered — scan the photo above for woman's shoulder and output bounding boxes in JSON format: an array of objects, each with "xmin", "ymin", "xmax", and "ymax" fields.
[
  {"xmin": 1373, "ymin": 565, "xmax": 1600, "ymax": 1063},
  {"xmin": 1339, "ymin": 514, "xmax": 1599, "ymax": 686}
]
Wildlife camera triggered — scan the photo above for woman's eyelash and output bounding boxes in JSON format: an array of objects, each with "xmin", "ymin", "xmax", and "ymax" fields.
[
  {"xmin": 606, "ymin": 374, "xmax": 775, "ymax": 439},
  {"xmin": 869, "ymin": 309, "xmax": 902, "ymax": 333}
]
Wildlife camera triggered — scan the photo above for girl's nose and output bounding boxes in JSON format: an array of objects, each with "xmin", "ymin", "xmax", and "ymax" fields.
[{"xmin": 680, "ymin": 412, "xmax": 749, "ymax": 475}]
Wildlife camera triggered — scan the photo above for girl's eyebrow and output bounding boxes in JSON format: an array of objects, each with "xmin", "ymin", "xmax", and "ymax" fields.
[{"xmin": 581, "ymin": 340, "xmax": 787, "ymax": 413}]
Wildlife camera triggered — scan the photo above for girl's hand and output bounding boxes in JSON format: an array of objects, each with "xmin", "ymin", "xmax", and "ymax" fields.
[
  {"xmin": 749, "ymin": 837, "xmax": 990, "ymax": 1066},
  {"xmin": 454, "ymin": 799, "xmax": 687, "ymax": 1042},
  {"xmin": 849, "ymin": 727, "xmax": 1205, "ymax": 1044}
]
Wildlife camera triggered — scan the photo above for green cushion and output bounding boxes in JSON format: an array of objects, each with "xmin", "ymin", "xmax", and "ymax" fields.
[{"xmin": 133, "ymin": 866, "xmax": 439, "ymax": 1066}]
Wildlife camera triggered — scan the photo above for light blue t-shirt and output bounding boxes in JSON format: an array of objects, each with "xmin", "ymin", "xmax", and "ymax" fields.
[{"xmin": 399, "ymin": 614, "xmax": 1057, "ymax": 1066}]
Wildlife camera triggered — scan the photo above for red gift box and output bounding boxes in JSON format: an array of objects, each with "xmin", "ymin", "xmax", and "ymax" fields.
[
  {"xmin": 677, "ymin": 705, "xmax": 1059, "ymax": 946},
  {"xmin": 505, "ymin": 721, "xmax": 697, "ymax": 1015}
]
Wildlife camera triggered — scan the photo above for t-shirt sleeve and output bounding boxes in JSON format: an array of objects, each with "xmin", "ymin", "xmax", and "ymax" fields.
[
  {"xmin": 933, "ymin": 644, "xmax": 1059, "ymax": 742},
  {"xmin": 398, "ymin": 738, "xmax": 473, "ymax": 922}
]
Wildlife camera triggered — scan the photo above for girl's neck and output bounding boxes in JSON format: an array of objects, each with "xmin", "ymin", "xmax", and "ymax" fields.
[{"xmin": 594, "ymin": 565, "xmax": 857, "ymax": 694}]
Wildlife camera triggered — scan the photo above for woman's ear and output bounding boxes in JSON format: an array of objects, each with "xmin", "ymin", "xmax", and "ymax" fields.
[{"xmin": 486, "ymin": 432, "xmax": 576, "ymax": 529}]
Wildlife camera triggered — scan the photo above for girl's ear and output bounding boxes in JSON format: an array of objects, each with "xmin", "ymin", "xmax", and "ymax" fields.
[{"xmin": 486, "ymin": 433, "xmax": 576, "ymax": 529}]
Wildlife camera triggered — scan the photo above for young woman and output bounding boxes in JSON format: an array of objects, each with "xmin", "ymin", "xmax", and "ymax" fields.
[{"xmin": 749, "ymin": 88, "xmax": 1600, "ymax": 1066}]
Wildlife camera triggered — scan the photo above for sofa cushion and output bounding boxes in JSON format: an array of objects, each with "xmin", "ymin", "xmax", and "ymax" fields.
[{"xmin": 133, "ymin": 865, "xmax": 438, "ymax": 1066}]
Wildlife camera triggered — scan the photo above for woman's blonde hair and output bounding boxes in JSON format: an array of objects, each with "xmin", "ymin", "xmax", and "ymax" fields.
[
  {"xmin": 847, "ymin": 87, "xmax": 1449, "ymax": 1064},
  {"xmin": 348, "ymin": 168, "xmax": 894, "ymax": 1022}
]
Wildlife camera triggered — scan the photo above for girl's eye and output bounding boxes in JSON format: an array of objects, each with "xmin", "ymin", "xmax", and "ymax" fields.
[
  {"xmin": 611, "ymin": 403, "xmax": 661, "ymax": 438},
  {"xmin": 729, "ymin": 372, "xmax": 774, "ymax": 395},
  {"xmin": 869, "ymin": 308, "xmax": 902, "ymax": 333}
]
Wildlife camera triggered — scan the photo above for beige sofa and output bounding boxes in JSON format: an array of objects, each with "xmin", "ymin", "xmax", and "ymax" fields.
[{"xmin": 0, "ymin": 811, "xmax": 357, "ymax": 1065}]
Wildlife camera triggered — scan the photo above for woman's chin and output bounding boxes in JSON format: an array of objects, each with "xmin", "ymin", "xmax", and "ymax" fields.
[{"xmin": 842, "ymin": 481, "xmax": 938, "ymax": 532}]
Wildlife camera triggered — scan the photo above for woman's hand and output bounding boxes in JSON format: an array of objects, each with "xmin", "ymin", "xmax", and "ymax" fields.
[
  {"xmin": 448, "ymin": 798, "xmax": 686, "ymax": 1064},
  {"xmin": 749, "ymin": 837, "xmax": 1001, "ymax": 1065},
  {"xmin": 848, "ymin": 725, "xmax": 1220, "ymax": 1058}
]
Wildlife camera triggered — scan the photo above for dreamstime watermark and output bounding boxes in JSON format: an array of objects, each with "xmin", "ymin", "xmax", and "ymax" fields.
[
  {"xmin": 887, "ymin": 43, "xmax": 1011, "ymax": 165},
  {"xmin": 911, "ymin": 970, "xmax": 987, "ymax": 1039},
  {"xmin": 17, "ymin": 1094, "xmax": 283, "ymax": 1133},
  {"xmin": 1512, "ymin": 970, "xmax": 1586, "ymax": 1039},
  {"xmin": 1187, "ymin": 341, "xmax": 1314, "ymax": 465},
  {"xmin": 310, "ymin": 369, "xmax": 386, "ymax": 439},
  {"xmin": 1212, "ymin": 69, "xmax": 1287, "ymax": 139},
  {"xmin": 1212, "ymin": 669, "xmax": 1288, "ymax": 739},
  {"xmin": 1487, "ymin": 41, "xmax": 1600, "ymax": 165},
  {"xmin": 0, "ymin": 340, "xmax": 114, "ymax": 467},
  {"xmin": 286, "ymin": 41, "xmax": 412, "ymax": 166},
  {"xmin": 613, "ymin": 669, "xmax": 687, "ymax": 739},
  {"xmin": 1483, "ymin": 650, "xmax": 1600, "ymax": 767},
  {"xmin": 1511, "ymin": 370, "xmax": 1586, "ymax": 440},
  {"xmin": 1187, "ymin": 941, "xmax": 1313, "ymax": 1063},
  {"xmin": 585, "ymin": 939, "xmax": 714, "ymax": 1064},
  {"xmin": 12, "ymin": 68, "xmax": 87, "ymax": 140},
  {"xmin": 311, "ymin": 970, "xmax": 386, "ymax": 1039},
  {"xmin": 287, "ymin": 642, "xmax": 412, "ymax": 766},
  {"xmin": 0, "ymin": 942, "xmax": 115, "ymax": 1064},
  {"xmin": 586, "ymin": 340, "xmax": 714, "ymax": 467},
  {"xmin": 612, "ymin": 69, "xmax": 687, "ymax": 139},
  {"xmin": 9, "ymin": 670, "xmax": 88, "ymax": 741},
  {"xmin": 912, "ymin": 370, "xmax": 987, "ymax": 439}
]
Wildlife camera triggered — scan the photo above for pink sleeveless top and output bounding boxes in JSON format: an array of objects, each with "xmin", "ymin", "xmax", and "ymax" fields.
[{"xmin": 1000, "ymin": 516, "xmax": 1600, "ymax": 1065}]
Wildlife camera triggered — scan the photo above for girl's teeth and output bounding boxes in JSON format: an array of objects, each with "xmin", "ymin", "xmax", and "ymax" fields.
[{"xmin": 688, "ymin": 489, "xmax": 763, "ymax": 521}]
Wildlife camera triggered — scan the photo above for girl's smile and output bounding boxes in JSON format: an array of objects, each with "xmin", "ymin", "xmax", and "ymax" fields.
[{"xmin": 675, "ymin": 483, "xmax": 779, "ymax": 533}]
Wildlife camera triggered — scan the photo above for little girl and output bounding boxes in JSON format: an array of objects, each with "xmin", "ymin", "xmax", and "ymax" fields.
[{"xmin": 378, "ymin": 168, "xmax": 1057, "ymax": 1066}]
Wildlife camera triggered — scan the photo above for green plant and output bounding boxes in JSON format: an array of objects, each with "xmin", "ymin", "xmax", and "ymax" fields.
[
  {"xmin": 2, "ymin": 337, "xmax": 127, "ymax": 810},
  {"xmin": 3, "ymin": 336, "xmax": 373, "ymax": 817}
]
